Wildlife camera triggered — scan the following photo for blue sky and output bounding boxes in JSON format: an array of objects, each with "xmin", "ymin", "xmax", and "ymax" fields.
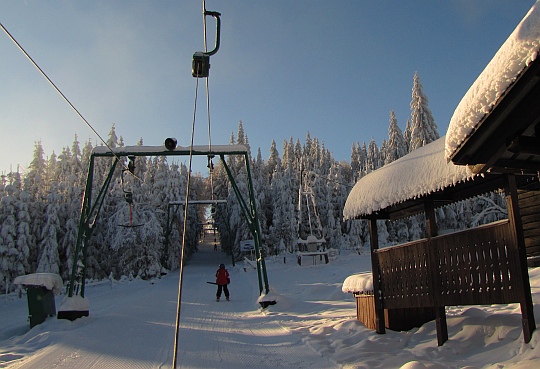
[{"xmin": 0, "ymin": 1, "xmax": 537, "ymax": 176}]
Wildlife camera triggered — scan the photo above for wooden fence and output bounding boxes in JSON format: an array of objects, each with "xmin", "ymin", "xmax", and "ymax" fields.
[{"xmin": 375, "ymin": 220, "xmax": 522, "ymax": 310}]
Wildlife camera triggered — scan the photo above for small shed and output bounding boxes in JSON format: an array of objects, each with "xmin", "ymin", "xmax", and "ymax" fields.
[{"xmin": 343, "ymin": 273, "xmax": 435, "ymax": 331}]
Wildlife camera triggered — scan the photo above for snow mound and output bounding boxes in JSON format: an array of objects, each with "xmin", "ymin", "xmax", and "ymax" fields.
[
  {"xmin": 58, "ymin": 295, "xmax": 90, "ymax": 312},
  {"xmin": 445, "ymin": 1, "xmax": 540, "ymax": 160},
  {"xmin": 257, "ymin": 288, "xmax": 279, "ymax": 304},
  {"xmin": 344, "ymin": 137, "xmax": 475, "ymax": 219},
  {"xmin": 342, "ymin": 272, "xmax": 373, "ymax": 294}
]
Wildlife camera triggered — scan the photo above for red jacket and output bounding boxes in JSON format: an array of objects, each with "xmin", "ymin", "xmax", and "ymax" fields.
[{"xmin": 216, "ymin": 268, "xmax": 230, "ymax": 285}]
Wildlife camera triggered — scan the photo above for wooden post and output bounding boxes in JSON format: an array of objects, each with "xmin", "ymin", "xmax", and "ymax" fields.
[
  {"xmin": 424, "ymin": 199, "xmax": 448, "ymax": 346},
  {"xmin": 504, "ymin": 174, "xmax": 536, "ymax": 343},
  {"xmin": 368, "ymin": 218, "xmax": 385, "ymax": 334}
]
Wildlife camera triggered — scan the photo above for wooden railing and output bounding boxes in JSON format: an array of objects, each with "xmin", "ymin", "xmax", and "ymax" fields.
[{"xmin": 375, "ymin": 220, "xmax": 522, "ymax": 310}]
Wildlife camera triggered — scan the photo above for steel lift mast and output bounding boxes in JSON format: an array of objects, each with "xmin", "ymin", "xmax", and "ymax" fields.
[{"xmin": 61, "ymin": 144, "xmax": 270, "ymax": 320}]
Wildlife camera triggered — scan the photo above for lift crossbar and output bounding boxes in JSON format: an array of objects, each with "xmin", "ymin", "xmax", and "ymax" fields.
[{"xmin": 92, "ymin": 144, "xmax": 248, "ymax": 158}]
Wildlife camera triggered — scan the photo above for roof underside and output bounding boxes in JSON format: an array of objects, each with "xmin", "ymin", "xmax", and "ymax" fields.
[
  {"xmin": 449, "ymin": 58, "xmax": 540, "ymax": 174},
  {"xmin": 351, "ymin": 173, "xmax": 508, "ymax": 221},
  {"xmin": 446, "ymin": 3, "xmax": 540, "ymax": 174}
]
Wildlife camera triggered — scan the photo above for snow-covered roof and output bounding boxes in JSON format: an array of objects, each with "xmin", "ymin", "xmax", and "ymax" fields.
[
  {"xmin": 296, "ymin": 235, "xmax": 325, "ymax": 244},
  {"xmin": 14, "ymin": 273, "xmax": 63, "ymax": 295},
  {"xmin": 343, "ymin": 137, "xmax": 476, "ymax": 220},
  {"xmin": 92, "ymin": 144, "xmax": 249, "ymax": 156},
  {"xmin": 445, "ymin": 1, "xmax": 540, "ymax": 161},
  {"xmin": 342, "ymin": 272, "xmax": 373, "ymax": 294}
]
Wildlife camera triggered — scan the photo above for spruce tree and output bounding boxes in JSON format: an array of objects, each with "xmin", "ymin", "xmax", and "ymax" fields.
[
  {"xmin": 385, "ymin": 110, "xmax": 407, "ymax": 164},
  {"xmin": 366, "ymin": 138, "xmax": 379, "ymax": 173},
  {"xmin": 0, "ymin": 185, "xmax": 23, "ymax": 292},
  {"xmin": 36, "ymin": 187, "xmax": 62, "ymax": 274},
  {"xmin": 409, "ymin": 72, "xmax": 439, "ymax": 151}
]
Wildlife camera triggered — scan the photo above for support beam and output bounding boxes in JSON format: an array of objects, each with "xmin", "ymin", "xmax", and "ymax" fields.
[
  {"xmin": 220, "ymin": 155, "xmax": 270, "ymax": 295},
  {"xmin": 507, "ymin": 135, "xmax": 540, "ymax": 156},
  {"xmin": 368, "ymin": 218, "xmax": 385, "ymax": 334},
  {"xmin": 504, "ymin": 174, "xmax": 536, "ymax": 343},
  {"xmin": 67, "ymin": 156, "xmax": 118, "ymax": 299},
  {"xmin": 244, "ymin": 156, "xmax": 270, "ymax": 295},
  {"xmin": 424, "ymin": 199, "xmax": 448, "ymax": 346}
]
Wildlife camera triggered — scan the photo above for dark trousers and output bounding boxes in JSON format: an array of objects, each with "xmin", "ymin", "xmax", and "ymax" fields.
[{"xmin": 217, "ymin": 284, "xmax": 229, "ymax": 298}]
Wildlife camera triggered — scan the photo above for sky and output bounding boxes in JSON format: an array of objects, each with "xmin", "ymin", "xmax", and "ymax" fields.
[
  {"xmin": 2, "ymin": 243, "xmax": 540, "ymax": 368},
  {"xmin": 0, "ymin": 0, "xmax": 538, "ymax": 176}
]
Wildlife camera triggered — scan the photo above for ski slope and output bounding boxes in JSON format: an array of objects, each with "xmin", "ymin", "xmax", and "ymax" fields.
[
  {"xmin": 1, "ymin": 234, "xmax": 540, "ymax": 368},
  {"xmin": 0, "ymin": 236, "xmax": 340, "ymax": 368}
]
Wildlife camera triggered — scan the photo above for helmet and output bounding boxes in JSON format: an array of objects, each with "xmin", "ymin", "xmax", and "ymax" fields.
[{"xmin": 219, "ymin": 263, "xmax": 225, "ymax": 269}]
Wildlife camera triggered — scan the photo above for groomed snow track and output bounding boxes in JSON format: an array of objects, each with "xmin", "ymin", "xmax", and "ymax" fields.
[{"xmin": 2, "ymin": 235, "xmax": 337, "ymax": 369}]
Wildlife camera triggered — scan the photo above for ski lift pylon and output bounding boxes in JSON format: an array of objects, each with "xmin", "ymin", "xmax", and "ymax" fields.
[{"xmin": 296, "ymin": 166, "xmax": 325, "ymax": 251}]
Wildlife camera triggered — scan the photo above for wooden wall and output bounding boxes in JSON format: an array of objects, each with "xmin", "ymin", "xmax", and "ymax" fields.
[
  {"xmin": 354, "ymin": 294, "xmax": 435, "ymax": 332},
  {"xmin": 519, "ymin": 190, "xmax": 540, "ymax": 266}
]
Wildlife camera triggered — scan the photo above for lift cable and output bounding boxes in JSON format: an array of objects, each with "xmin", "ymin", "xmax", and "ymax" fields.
[
  {"xmin": 0, "ymin": 21, "xmax": 139, "ymax": 179},
  {"xmin": 172, "ymin": 70, "xmax": 199, "ymax": 369},
  {"xmin": 172, "ymin": 1, "xmax": 217, "ymax": 367},
  {"xmin": 203, "ymin": 2, "xmax": 216, "ymax": 201}
]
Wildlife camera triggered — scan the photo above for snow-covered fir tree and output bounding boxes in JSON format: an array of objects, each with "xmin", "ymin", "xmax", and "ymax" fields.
[
  {"xmin": 0, "ymin": 185, "xmax": 24, "ymax": 293},
  {"xmin": 366, "ymin": 138, "xmax": 379, "ymax": 174},
  {"xmin": 409, "ymin": 72, "xmax": 439, "ymax": 151},
  {"xmin": 1, "ymin": 107, "xmax": 509, "ymax": 286},
  {"xmin": 385, "ymin": 110, "xmax": 407, "ymax": 164},
  {"xmin": 36, "ymin": 186, "xmax": 62, "ymax": 275}
]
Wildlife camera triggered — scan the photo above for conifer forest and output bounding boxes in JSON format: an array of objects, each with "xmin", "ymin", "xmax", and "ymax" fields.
[{"xmin": 0, "ymin": 73, "xmax": 507, "ymax": 293}]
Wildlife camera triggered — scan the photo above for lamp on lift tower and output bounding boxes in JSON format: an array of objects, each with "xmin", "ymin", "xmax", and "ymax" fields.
[{"xmin": 165, "ymin": 137, "xmax": 177, "ymax": 151}]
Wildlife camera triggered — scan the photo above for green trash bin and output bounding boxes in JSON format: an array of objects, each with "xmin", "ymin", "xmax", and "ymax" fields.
[
  {"xmin": 14, "ymin": 273, "xmax": 63, "ymax": 328},
  {"xmin": 26, "ymin": 286, "xmax": 57, "ymax": 328}
]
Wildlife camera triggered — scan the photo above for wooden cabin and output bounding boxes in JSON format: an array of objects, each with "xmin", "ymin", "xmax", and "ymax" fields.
[
  {"xmin": 344, "ymin": 4, "xmax": 540, "ymax": 346},
  {"xmin": 344, "ymin": 138, "xmax": 537, "ymax": 346}
]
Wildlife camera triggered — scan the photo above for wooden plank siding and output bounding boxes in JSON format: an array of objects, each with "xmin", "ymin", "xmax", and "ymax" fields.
[
  {"xmin": 519, "ymin": 190, "xmax": 540, "ymax": 263},
  {"xmin": 354, "ymin": 293, "xmax": 436, "ymax": 332},
  {"xmin": 375, "ymin": 221, "xmax": 521, "ymax": 310},
  {"xmin": 355, "ymin": 294, "xmax": 378, "ymax": 330}
]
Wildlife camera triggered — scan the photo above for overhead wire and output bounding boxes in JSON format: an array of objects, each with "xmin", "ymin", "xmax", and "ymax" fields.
[
  {"xmin": 0, "ymin": 21, "xmax": 141, "ymax": 181},
  {"xmin": 203, "ymin": 2, "xmax": 215, "ymax": 201},
  {"xmin": 172, "ymin": 0, "xmax": 212, "ymax": 367},
  {"xmin": 172, "ymin": 73, "xmax": 199, "ymax": 369}
]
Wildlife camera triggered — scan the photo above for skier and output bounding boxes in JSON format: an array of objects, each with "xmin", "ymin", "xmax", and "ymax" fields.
[{"xmin": 215, "ymin": 263, "xmax": 230, "ymax": 301}]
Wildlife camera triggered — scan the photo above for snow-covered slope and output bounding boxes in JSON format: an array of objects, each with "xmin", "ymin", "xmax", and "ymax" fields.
[{"xmin": 1, "ymin": 240, "xmax": 539, "ymax": 368}]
